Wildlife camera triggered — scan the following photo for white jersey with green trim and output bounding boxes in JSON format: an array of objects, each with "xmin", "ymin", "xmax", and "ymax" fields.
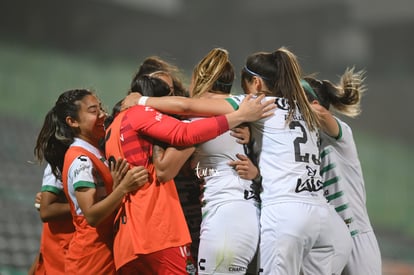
[
  {"xmin": 321, "ymin": 117, "xmax": 373, "ymax": 234},
  {"xmin": 189, "ymin": 117, "xmax": 259, "ymax": 208},
  {"xmin": 41, "ymin": 164, "xmax": 64, "ymax": 195},
  {"xmin": 66, "ymin": 138, "xmax": 108, "ymax": 216},
  {"xmin": 228, "ymin": 95, "xmax": 326, "ymax": 206}
]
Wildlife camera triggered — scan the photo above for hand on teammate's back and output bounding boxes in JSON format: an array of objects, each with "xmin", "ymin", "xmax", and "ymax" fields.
[
  {"xmin": 228, "ymin": 153, "xmax": 259, "ymax": 181},
  {"xmin": 237, "ymin": 94, "xmax": 276, "ymax": 122},
  {"xmin": 110, "ymin": 158, "xmax": 148, "ymax": 193},
  {"xmin": 109, "ymin": 158, "xmax": 130, "ymax": 190},
  {"xmin": 119, "ymin": 166, "xmax": 148, "ymax": 194},
  {"xmin": 121, "ymin": 92, "xmax": 142, "ymax": 111},
  {"xmin": 230, "ymin": 124, "xmax": 250, "ymax": 145}
]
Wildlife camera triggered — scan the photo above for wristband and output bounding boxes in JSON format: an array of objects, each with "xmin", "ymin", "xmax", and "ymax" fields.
[{"xmin": 138, "ymin": 96, "xmax": 149, "ymax": 106}]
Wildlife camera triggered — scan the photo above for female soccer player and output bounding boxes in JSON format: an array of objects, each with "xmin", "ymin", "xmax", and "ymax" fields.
[
  {"xmin": 122, "ymin": 47, "xmax": 342, "ymax": 275},
  {"xmin": 188, "ymin": 48, "xmax": 261, "ymax": 275},
  {"xmin": 302, "ymin": 68, "xmax": 382, "ymax": 275},
  {"xmin": 104, "ymin": 75, "xmax": 274, "ymax": 274},
  {"xmin": 35, "ymin": 89, "xmax": 148, "ymax": 274},
  {"xmin": 28, "ymin": 165, "xmax": 74, "ymax": 275}
]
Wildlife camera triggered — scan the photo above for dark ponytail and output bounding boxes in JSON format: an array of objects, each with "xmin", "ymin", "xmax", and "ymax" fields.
[{"xmin": 34, "ymin": 89, "xmax": 92, "ymax": 178}]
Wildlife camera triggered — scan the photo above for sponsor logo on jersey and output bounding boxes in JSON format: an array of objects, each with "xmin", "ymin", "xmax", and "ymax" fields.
[
  {"xmin": 295, "ymin": 165, "xmax": 323, "ymax": 193},
  {"xmin": 194, "ymin": 162, "xmax": 220, "ymax": 178},
  {"xmin": 73, "ymin": 160, "xmax": 90, "ymax": 178},
  {"xmin": 198, "ymin": 258, "xmax": 206, "ymax": 271},
  {"xmin": 228, "ymin": 265, "xmax": 247, "ymax": 272}
]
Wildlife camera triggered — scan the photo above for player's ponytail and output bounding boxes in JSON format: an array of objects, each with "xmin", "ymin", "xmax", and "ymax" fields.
[
  {"xmin": 335, "ymin": 67, "xmax": 366, "ymax": 117},
  {"xmin": 34, "ymin": 89, "xmax": 92, "ymax": 179},
  {"xmin": 192, "ymin": 48, "xmax": 234, "ymax": 98},
  {"xmin": 304, "ymin": 67, "xmax": 366, "ymax": 118}
]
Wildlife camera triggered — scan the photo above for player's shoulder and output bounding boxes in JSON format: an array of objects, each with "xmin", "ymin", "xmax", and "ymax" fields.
[
  {"xmin": 42, "ymin": 169, "xmax": 63, "ymax": 190},
  {"xmin": 69, "ymin": 154, "xmax": 93, "ymax": 172},
  {"xmin": 333, "ymin": 117, "xmax": 354, "ymax": 141},
  {"xmin": 227, "ymin": 94, "xmax": 246, "ymax": 104}
]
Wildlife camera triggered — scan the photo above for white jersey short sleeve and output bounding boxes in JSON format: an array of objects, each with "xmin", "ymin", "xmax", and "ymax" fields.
[
  {"xmin": 321, "ymin": 118, "xmax": 372, "ymax": 234},
  {"xmin": 228, "ymin": 95, "xmax": 341, "ymax": 275},
  {"xmin": 190, "ymin": 117, "xmax": 259, "ymax": 207},
  {"xmin": 229, "ymin": 95, "xmax": 326, "ymax": 206},
  {"xmin": 321, "ymin": 117, "xmax": 382, "ymax": 274},
  {"xmin": 66, "ymin": 138, "xmax": 109, "ymax": 216},
  {"xmin": 189, "ymin": 114, "xmax": 260, "ymax": 274},
  {"xmin": 41, "ymin": 164, "xmax": 64, "ymax": 195}
]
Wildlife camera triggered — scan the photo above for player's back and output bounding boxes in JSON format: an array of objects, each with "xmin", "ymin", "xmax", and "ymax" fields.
[
  {"xmin": 250, "ymin": 97, "xmax": 325, "ymax": 205},
  {"xmin": 190, "ymin": 117, "xmax": 255, "ymax": 206}
]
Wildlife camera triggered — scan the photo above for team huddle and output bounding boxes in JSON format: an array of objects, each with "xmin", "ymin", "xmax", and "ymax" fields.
[{"xmin": 29, "ymin": 47, "xmax": 381, "ymax": 275}]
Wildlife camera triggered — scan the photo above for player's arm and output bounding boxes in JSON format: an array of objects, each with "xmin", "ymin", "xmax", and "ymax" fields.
[
  {"xmin": 123, "ymin": 93, "xmax": 275, "ymax": 119},
  {"xmin": 108, "ymin": 158, "xmax": 130, "ymax": 190},
  {"xmin": 75, "ymin": 158, "xmax": 148, "ymax": 227},
  {"xmin": 123, "ymin": 93, "xmax": 234, "ymax": 116},
  {"xmin": 152, "ymin": 144, "xmax": 195, "ymax": 182},
  {"xmin": 225, "ymin": 94, "xmax": 275, "ymax": 128},
  {"xmin": 34, "ymin": 191, "xmax": 41, "ymax": 210},
  {"xmin": 230, "ymin": 123, "xmax": 251, "ymax": 145},
  {"xmin": 311, "ymin": 101, "xmax": 340, "ymax": 138},
  {"xmin": 39, "ymin": 191, "xmax": 71, "ymax": 222},
  {"xmin": 39, "ymin": 164, "xmax": 72, "ymax": 221},
  {"xmin": 228, "ymin": 125, "xmax": 260, "ymax": 181},
  {"xmin": 228, "ymin": 153, "xmax": 260, "ymax": 181},
  {"xmin": 132, "ymin": 94, "xmax": 274, "ymax": 147}
]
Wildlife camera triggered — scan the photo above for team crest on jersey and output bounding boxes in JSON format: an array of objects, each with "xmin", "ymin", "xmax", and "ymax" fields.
[
  {"xmin": 275, "ymin": 98, "xmax": 289, "ymax": 110},
  {"xmin": 295, "ymin": 165, "xmax": 323, "ymax": 193}
]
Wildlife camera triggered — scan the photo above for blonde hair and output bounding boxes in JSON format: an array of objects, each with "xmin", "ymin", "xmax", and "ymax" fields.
[
  {"xmin": 335, "ymin": 67, "xmax": 366, "ymax": 117},
  {"xmin": 192, "ymin": 48, "xmax": 234, "ymax": 98},
  {"xmin": 304, "ymin": 67, "xmax": 366, "ymax": 118}
]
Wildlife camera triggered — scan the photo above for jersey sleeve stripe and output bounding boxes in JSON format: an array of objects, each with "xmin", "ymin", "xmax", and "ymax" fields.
[
  {"xmin": 73, "ymin": 181, "xmax": 96, "ymax": 190},
  {"xmin": 224, "ymin": 97, "xmax": 239, "ymax": 110},
  {"xmin": 335, "ymin": 204, "xmax": 349, "ymax": 212},
  {"xmin": 326, "ymin": 191, "xmax": 344, "ymax": 201},
  {"xmin": 323, "ymin": 176, "xmax": 339, "ymax": 187},
  {"xmin": 320, "ymin": 163, "xmax": 335, "ymax": 175},
  {"xmin": 41, "ymin": 185, "xmax": 62, "ymax": 195}
]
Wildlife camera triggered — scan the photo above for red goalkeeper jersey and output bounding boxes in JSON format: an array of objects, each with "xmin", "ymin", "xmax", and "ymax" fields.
[{"xmin": 105, "ymin": 105, "xmax": 229, "ymax": 270}]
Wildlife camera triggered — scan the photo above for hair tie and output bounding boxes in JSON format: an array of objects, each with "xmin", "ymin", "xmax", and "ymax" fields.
[
  {"xmin": 243, "ymin": 66, "xmax": 270, "ymax": 80},
  {"xmin": 300, "ymin": 79, "xmax": 319, "ymax": 101},
  {"xmin": 215, "ymin": 80, "xmax": 233, "ymax": 86}
]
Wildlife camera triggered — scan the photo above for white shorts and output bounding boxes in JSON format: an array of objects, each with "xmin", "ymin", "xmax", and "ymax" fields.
[
  {"xmin": 197, "ymin": 200, "xmax": 260, "ymax": 275},
  {"xmin": 259, "ymin": 201, "xmax": 335, "ymax": 275},
  {"xmin": 302, "ymin": 206, "xmax": 353, "ymax": 275},
  {"xmin": 342, "ymin": 231, "xmax": 382, "ymax": 275}
]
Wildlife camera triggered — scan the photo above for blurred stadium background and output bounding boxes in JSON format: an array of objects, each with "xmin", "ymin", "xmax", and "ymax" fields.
[{"xmin": 0, "ymin": 0, "xmax": 413, "ymax": 274}]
